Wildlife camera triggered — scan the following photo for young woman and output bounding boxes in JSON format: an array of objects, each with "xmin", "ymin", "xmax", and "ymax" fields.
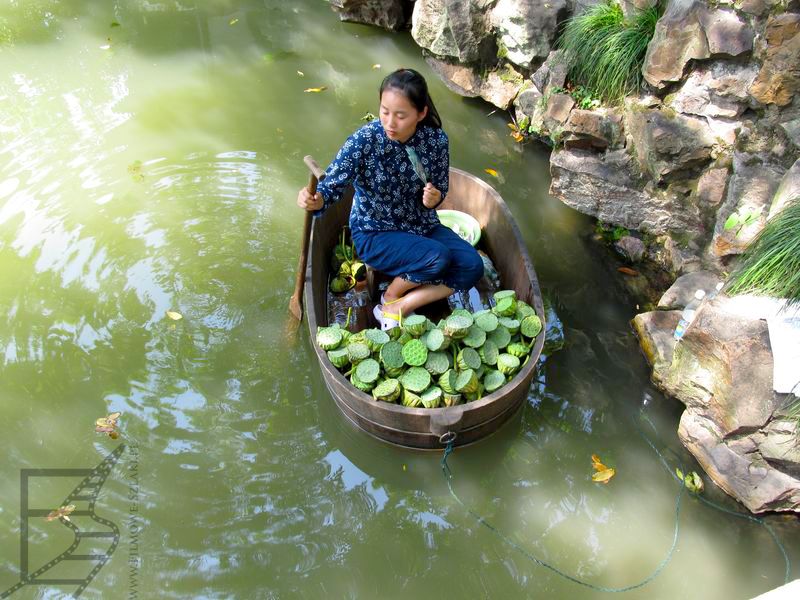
[{"xmin": 297, "ymin": 68, "xmax": 483, "ymax": 330}]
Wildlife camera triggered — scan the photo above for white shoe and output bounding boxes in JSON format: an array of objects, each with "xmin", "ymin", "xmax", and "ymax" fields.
[
  {"xmin": 380, "ymin": 293, "xmax": 415, "ymax": 316},
  {"xmin": 373, "ymin": 305, "xmax": 401, "ymax": 331}
]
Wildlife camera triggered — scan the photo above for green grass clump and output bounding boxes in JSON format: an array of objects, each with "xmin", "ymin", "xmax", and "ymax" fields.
[
  {"xmin": 726, "ymin": 197, "xmax": 800, "ymax": 307},
  {"xmin": 557, "ymin": 0, "xmax": 660, "ymax": 104}
]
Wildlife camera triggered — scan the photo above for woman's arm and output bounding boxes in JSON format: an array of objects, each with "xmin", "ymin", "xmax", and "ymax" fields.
[
  {"xmin": 425, "ymin": 129, "xmax": 449, "ymax": 209},
  {"xmin": 313, "ymin": 130, "xmax": 366, "ymax": 216}
]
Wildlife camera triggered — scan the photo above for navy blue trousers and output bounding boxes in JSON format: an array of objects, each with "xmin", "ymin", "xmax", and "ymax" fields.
[{"xmin": 352, "ymin": 225, "xmax": 484, "ymax": 291}]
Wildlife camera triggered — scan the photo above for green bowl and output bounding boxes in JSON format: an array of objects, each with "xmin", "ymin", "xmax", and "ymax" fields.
[{"xmin": 437, "ymin": 209, "xmax": 481, "ymax": 247}]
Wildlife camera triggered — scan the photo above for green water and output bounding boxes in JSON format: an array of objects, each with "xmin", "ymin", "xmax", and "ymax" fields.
[{"xmin": 1, "ymin": 2, "xmax": 797, "ymax": 598}]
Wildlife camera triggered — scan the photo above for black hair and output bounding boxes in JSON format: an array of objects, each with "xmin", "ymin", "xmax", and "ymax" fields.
[{"xmin": 379, "ymin": 68, "xmax": 442, "ymax": 129}]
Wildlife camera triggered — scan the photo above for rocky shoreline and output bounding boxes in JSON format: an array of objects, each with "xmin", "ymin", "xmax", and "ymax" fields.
[{"xmin": 329, "ymin": 0, "xmax": 799, "ymax": 513}]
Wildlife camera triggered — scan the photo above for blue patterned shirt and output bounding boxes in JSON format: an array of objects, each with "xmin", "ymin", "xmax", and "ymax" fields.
[{"xmin": 315, "ymin": 120, "xmax": 449, "ymax": 235}]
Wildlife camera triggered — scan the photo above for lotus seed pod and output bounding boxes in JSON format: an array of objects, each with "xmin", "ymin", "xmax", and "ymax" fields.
[
  {"xmin": 346, "ymin": 342, "xmax": 371, "ymax": 364},
  {"xmin": 497, "ymin": 353, "xmax": 521, "ymax": 376},
  {"xmin": 474, "ymin": 310, "xmax": 499, "ymax": 332},
  {"xmin": 349, "ymin": 261, "xmax": 366, "ymax": 280},
  {"xmin": 492, "ymin": 295, "xmax": 517, "ymax": 317},
  {"xmin": 339, "ymin": 328, "xmax": 351, "ymax": 345},
  {"xmin": 483, "ymin": 369, "xmax": 506, "ymax": 393},
  {"xmin": 402, "ymin": 339, "xmax": 428, "ymax": 367},
  {"xmin": 515, "ymin": 300, "xmax": 536, "ymax": 321},
  {"xmin": 439, "ymin": 369, "xmax": 458, "ymax": 394},
  {"xmin": 401, "ymin": 388, "xmax": 423, "ymax": 407},
  {"xmin": 425, "ymin": 318, "xmax": 437, "ymax": 332},
  {"xmin": 400, "ymin": 366, "xmax": 431, "ymax": 393},
  {"xmin": 396, "ymin": 331, "xmax": 413, "ymax": 346},
  {"xmin": 521, "ymin": 314, "xmax": 543, "ymax": 339},
  {"xmin": 350, "ymin": 369, "xmax": 374, "ymax": 392},
  {"xmin": 316, "ymin": 326, "xmax": 343, "ymax": 350},
  {"xmin": 364, "ymin": 328, "xmax": 390, "ymax": 353},
  {"xmin": 451, "ymin": 308, "xmax": 474, "ymax": 321},
  {"xmin": 425, "ymin": 351, "xmax": 450, "ymax": 376},
  {"xmin": 327, "ymin": 348, "xmax": 350, "ymax": 369},
  {"xmin": 475, "ymin": 364, "xmax": 486, "ymax": 380},
  {"xmin": 462, "ymin": 324, "xmax": 487, "ymax": 349},
  {"xmin": 425, "ymin": 328, "xmax": 450, "ymax": 352},
  {"xmin": 498, "ymin": 317, "xmax": 520, "ymax": 336},
  {"xmin": 442, "ymin": 392, "xmax": 463, "ymax": 407},
  {"xmin": 356, "ymin": 358, "xmax": 381, "ymax": 384},
  {"xmin": 372, "ymin": 378, "xmax": 401, "ymax": 403},
  {"xmin": 420, "ymin": 386, "xmax": 443, "ymax": 408},
  {"xmin": 444, "ymin": 314, "xmax": 472, "ymax": 339},
  {"xmin": 487, "ymin": 325, "xmax": 511, "ymax": 349},
  {"xmin": 493, "ymin": 290, "xmax": 517, "ymax": 304},
  {"xmin": 479, "ymin": 340, "xmax": 499, "ymax": 366},
  {"xmin": 403, "ymin": 314, "xmax": 428, "ymax": 337},
  {"xmin": 456, "ymin": 347, "xmax": 482, "ymax": 371},
  {"xmin": 380, "ymin": 340, "xmax": 405, "ymax": 370},
  {"xmin": 507, "ymin": 342, "xmax": 530, "ymax": 358},
  {"xmin": 464, "ymin": 382, "xmax": 484, "ymax": 402},
  {"xmin": 348, "ymin": 330, "xmax": 366, "ymax": 345},
  {"xmin": 455, "ymin": 369, "xmax": 479, "ymax": 394},
  {"xmin": 330, "ymin": 275, "xmax": 355, "ymax": 294},
  {"xmin": 385, "ymin": 366, "xmax": 405, "ymax": 378}
]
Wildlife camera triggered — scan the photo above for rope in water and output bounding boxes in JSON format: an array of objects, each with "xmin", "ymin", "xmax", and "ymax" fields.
[{"xmin": 440, "ymin": 410, "xmax": 791, "ymax": 592}]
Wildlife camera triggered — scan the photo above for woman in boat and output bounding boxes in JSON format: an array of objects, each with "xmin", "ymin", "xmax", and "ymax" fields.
[{"xmin": 296, "ymin": 68, "xmax": 483, "ymax": 330}]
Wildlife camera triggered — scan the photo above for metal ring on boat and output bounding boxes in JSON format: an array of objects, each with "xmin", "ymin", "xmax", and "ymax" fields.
[{"xmin": 439, "ymin": 431, "xmax": 457, "ymax": 445}]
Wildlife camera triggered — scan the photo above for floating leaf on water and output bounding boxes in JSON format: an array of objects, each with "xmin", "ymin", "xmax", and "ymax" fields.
[
  {"xmin": 46, "ymin": 504, "xmax": 76, "ymax": 522},
  {"xmin": 372, "ymin": 63, "xmax": 381, "ymax": 69},
  {"xmin": 592, "ymin": 468, "xmax": 616, "ymax": 484},
  {"xmin": 110, "ymin": 21, "xmax": 121, "ymax": 28},
  {"xmin": 95, "ymin": 412, "xmax": 121, "ymax": 428},
  {"xmin": 617, "ymin": 267, "xmax": 639, "ymax": 276},
  {"xmin": 297, "ymin": 70, "xmax": 305, "ymax": 77},
  {"xmin": 229, "ymin": 18, "xmax": 239, "ymax": 25},
  {"xmin": 166, "ymin": 310, "xmax": 183, "ymax": 321},
  {"xmin": 127, "ymin": 160, "xmax": 144, "ymax": 182},
  {"xmin": 484, "ymin": 168, "xmax": 499, "ymax": 177},
  {"xmin": 304, "ymin": 86, "xmax": 328, "ymax": 93}
]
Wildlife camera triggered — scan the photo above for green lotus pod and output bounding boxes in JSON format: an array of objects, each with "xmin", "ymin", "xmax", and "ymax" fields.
[
  {"xmin": 492, "ymin": 295, "xmax": 517, "ymax": 317},
  {"xmin": 364, "ymin": 328, "xmax": 390, "ymax": 352},
  {"xmin": 499, "ymin": 317, "xmax": 520, "ymax": 335},
  {"xmin": 346, "ymin": 342, "xmax": 371, "ymax": 364},
  {"xmin": 385, "ymin": 366, "xmax": 404, "ymax": 378},
  {"xmin": 479, "ymin": 340, "xmax": 499, "ymax": 366},
  {"xmin": 402, "ymin": 314, "xmax": 428, "ymax": 337},
  {"xmin": 483, "ymin": 369, "xmax": 506, "ymax": 393},
  {"xmin": 425, "ymin": 328, "xmax": 450, "ymax": 352},
  {"xmin": 455, "ymin": 369, "xmax": 479, "ymax": 394},
  {"xmin": 380, "ymin": 340, "xmax": 405, "ymax": 370},
  {"xmin": 327, "ymin": 348, "xmax": 350, "ymax": 369},
  {"xmin": 350, "ymin": 369, "xmax": 374, "ymax": 392},
  {"xmin": 515, "ymin": 300, "xmax": 536, "ymax": 321},
  {"xmin": 487, "ymin": 325, "xmax": 511, "ymax": 349},
  {"xmin": 425, "ymin": 351, "xmax": 450, "ymax": 376},
  {"xmin": 439, "ymin": 369, "xmax": 458, "ymax": 394},
  {"xmin": 450, "ymin": 308, "xmax": 473, "ymax": 320},
  {"xmin": 372, "ymin": 378, "xmax": 401, "ymax": 403},
  {"xmin": 497, "ymin": 353, "xmax": 520, "ymax": 376},
  {"xmin": 442, "ymin": 392, "xmax": 463, "ymax": 407},
  {"xmin": 425, "ymin": 318, "xmax": 437, "ymax": 332},
  {"xmin": 475, "ymin": 364, "xmax": 486, "ymax": 380},
  {"xmin": 330, "ymin": 275, "xmax": 355, "ymax": 294},
  {"xmin": 396, "ymin": 331, "xmax": 413, "ymax": 346},
  {"xmin": 356, "ymin": 358, "xmax": 381, "ymax": 384},
  {"xmin": 474, "ymin": 310, "xmax": 499, "ymax": 332},
  {"xmin": 401, "ymin": 388, "xmax": 423, "ymax": 407},
  {"xmin": 420, "ymin": 386, "xmax": 443, "ymax": 409},
  {"xmin": 400, "ymin": 367, "xmax": 431, "ymax": 393},
  {"xmin": 444, "ymin": 314, "xmax": 472, "ymax": 339},
  {"xmin": 348, "ymin": 330, "xmax": 366, "ymax": 345},
  {"xmin": 402, "ymin": 339, "xmax": 428, "ymax": 367},
  {"xmin": 521, "ymin": 314, "xmax": 543, "ymax": 339},
  {"xmin": 507, "ymin": 342, "xmax": 530, "ymax": 358},
  {"xmin": 462, "ymin": 325, "xmax": 487, "ymax": 348},
  {"xmin": 316, "ymin": 326, "xmax": 343, "ymax": 350},
  {"xmin": 349, "ymin": 261, "xmax": 366, "ymax": 280},
  {"xmin": 339, "ymin": 329, "xmax": 351, "ymax": 345},
  {"xmin": 464, "ymin": 382, "xmax": 484, "ymax": 402},
  {"xmin": 493, "ymin": 289, "xmax": 517, "ymax": 303},
  {"xmin": 457, "ymin": 347, "xmax": 482, "ymax": 371}
]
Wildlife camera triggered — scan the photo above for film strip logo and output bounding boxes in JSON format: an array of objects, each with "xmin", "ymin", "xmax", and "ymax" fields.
[{"xmin": 2, "ymin": 444, "xmax": 125, "ymax": 598}]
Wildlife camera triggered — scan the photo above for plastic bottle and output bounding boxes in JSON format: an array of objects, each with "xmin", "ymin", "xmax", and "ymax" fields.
[
  {"xmin": 705, "ymin": 281, "xmax": 724, "ymax": 302},
  {"xmin": 674, "ymin": 289, "xmax": 706, "ymax": 341}
]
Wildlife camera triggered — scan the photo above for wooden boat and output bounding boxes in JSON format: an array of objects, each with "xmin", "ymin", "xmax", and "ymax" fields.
[{"xmin": 303, "ymin": 157, "xmax": 545, "ymax": 449}]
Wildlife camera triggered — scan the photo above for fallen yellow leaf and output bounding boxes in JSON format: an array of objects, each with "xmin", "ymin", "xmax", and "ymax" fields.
[
  {"xmin": 229, "ymin": 18, "xmax": 238, "ymax": 25},
  {"xmin": 304, "ymin": 86, "xmax": 327, "ymax": 93},
  {"xmin": 484, "ymin": 168, "xmax": 499, "ymax": 177},
  {"xmin": 591, "ymin": 454, "xmax": 607, "ymax": 471},
  {"xmin": 511, "ymin": 131, "xmax": 524, "ymax": 143},
  {"xmin": 592, "ymin": 468, "xmax": 616, "ymax": 484},
  {"xmin": 297, "ymin": 70, "xmax": 304, "ymax": 77},
  {"xmin": 507, "ymin": 122, "xmax": 519, "ymax": 131},
  {"xmin": 166, "ymin": 311, "xmax": 183, "ymax": 320},
  {"xmin": 372, "ymin": 64, "xmax": 381, "ymax": 69}
]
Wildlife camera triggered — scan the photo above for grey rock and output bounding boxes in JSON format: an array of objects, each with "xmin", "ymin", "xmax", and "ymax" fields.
[
  {"xmin": 615, "ymin": 235, "xmax": 646, "ymax": 263},
  {"xmin": 753, "ymin": 418, "xmax": 800, "ymax": 477},
  {"xmin": 424, "ymin": 57, "xmax": 521, "ymax": 109},
  {"xmin": 695, "ymin": 167, "xmax": 729, "ymax": 210},
  {"xmin": 491, "ymin": 0, "xmax": 568, "ymax": 70},
  {"xmin": 632, "ymin": 309, "xmax": 681, "ymax": 386},
  {"xmin": 549, "ymin": 147, "xmax": 703, "ymax": 234},
  {"xmin": 769, "ymin": 158, "xmax": 800, "ymax": 219},
  {"xmin": 781, "ymin": 118, "xmax": 800, "ymax": 149},
  {"xmin": 531, "ymin": 50, "xmax": 568, "ymax": 95},
  {"xmin": 563, "ymin": 108, "xmax": 624, "ymax": 150},
  {"xmin": 658, "ymin": 270, "xmax": 721, "ymax": 310},
  {"xmin": 544, "ymin": 93, "xmax": 575, "ymax": 130},
  {"xmin": 411, "ymin": 0, "xmax": 495, "ymax": 63},
  {"xmin": 329, "ymin": 0, "xmax": 410, "ymax": 30},
  {"xmin": 667, "ymin": 62, "xmax": 758, "ymax": 119},
  {"xmin": 698, "ymin": 6, "xmax": 754, "ymax": 57}
]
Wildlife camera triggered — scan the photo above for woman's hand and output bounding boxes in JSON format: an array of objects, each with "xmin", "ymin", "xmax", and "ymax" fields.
[
  {"xmin": 422, "ymin": 183, "xmax": 441, "ymax": 209},
  {"xmin": 297, "ymin": 187, "xmax": 323, "ymax": 211}
]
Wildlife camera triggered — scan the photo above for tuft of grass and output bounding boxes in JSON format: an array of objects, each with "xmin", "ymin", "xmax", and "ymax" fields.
[
  {"xmin": 726, "ymin": 197, "xmax": 800, "ymax": 307},
  {"xmin": 557, "ymin": 0, "xmax": 661, "ymax": 104}
]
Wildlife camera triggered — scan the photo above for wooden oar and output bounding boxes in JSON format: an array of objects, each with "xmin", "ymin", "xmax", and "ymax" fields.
[{"xmin": 288, "ymin": 156, "xmax": 323, "ymax": 321}]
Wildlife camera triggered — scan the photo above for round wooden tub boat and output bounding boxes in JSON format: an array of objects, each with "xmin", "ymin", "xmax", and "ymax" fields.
[{"xmin": 303, "ymin": 157, "xmax": 545, "ymax": 449}]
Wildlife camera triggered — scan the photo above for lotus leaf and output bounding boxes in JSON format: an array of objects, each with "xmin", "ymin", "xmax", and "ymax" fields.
[
  {"xmin": 483, "ymin": 369, "xmax": 505, "ymax": 393},
  {"xmin": 380, "ymin": 341, "xmax": 404, "ymax": 370},
  {"xmin": 507, "ymin": 342, "xmax": 530, "ymax": 358},
  {"xmin": 487, "ymin": 325, "xmax": 511, "ymax": 349},
  {"xmin": 372, "ymin": 378, "xmax": 401, "ymax": 403},
  {"xmin": 462, "ymin": 324, "xmax": 487, "ymax": 348},
  {"xmin": 316, "ymin": 326, "xmax": 343, "ymax": 350},
  {"xmin": 425, "ymin": 351, "xmax": 450, "ymax": 375},
  {"xmin": 457, "ymin": 348, "xmax": 481, "ymax": 371},
  {"xmin": 403, "ymin": 314, "xmax": 428, "ymax": 337},
  {"xmin": 402, "ymin": 339, "xmax": 428, "ymax": 366},
  {"xmin": 365, "ymin": 328, "xmax": 390, "ymax": 352},
  {"xmin": 420, "ymin": 386, "xmax": 443, "ymax": 408},
  {"xmin": 346, "ymin": 342, "xmax": 371, "ymax": 364},
  {"xmin": 497, "ymin": 353, "xmax": 520, "ymax": 376},
  {"xmin": 327, "ymin": 348, "xmax": 350, "ymax": 369},
  {"xmin": 498, "ymin": 317, "xmax": 520, "ymax": 335},
  {"xmin": 439, "ymin": 369, "xmax": 457, "ymax": 394},
  {"xmin": 444, "ymin": 314, "xmax": 472, "ymax": 339},
  {"xmin": 455, "ymin": 369, "xmax": 479, "ymax": 394},
  {"xmin": 425, "ymin": 328, "xmax": 450, "ymax": 352},
  {"xmin": 521, "ymin": 314, "xmax": 542, "ymax": 339},
  {"xmin": 350, "ymin": 370, "xmax": 374, "ymax": 392},
  {"xmin": 474, "ymin": 310, "xmax": 499, "ymax": 332},
  {"xmin": 479, "ymin": 340, "xmax": 499, "ymax": 365},
  {"xmin": 400, "ymin": 367, "xmax": 431, "ymax": 393},
  {"xmin": 442, "ymin": 392, "xmax": 462, "ymax": 407},
  {"xmin": 356, "ymin": 358, "xmax": 380, "ymax": 384},
  {"xmin": 401, "ymin": 388, "xmax": 423, "ymax": 407}
]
